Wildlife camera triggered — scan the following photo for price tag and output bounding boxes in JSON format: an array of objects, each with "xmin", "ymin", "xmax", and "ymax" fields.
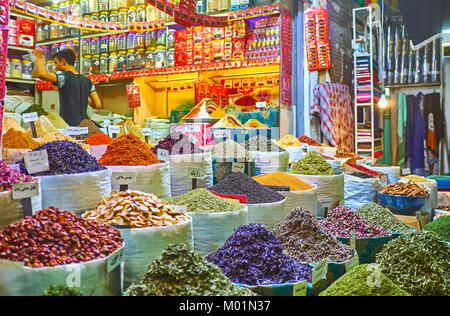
[
  {"xmin": 380, "ymin": 175, "xmax": 388, "ymax": 187},
  {"xmin": 142, "ymin": 128, "xmax": 152, "ymax": 136},
  {"xmin": 22, "ymin": 112, "xmax": 38, "ymax": 123},
  {"xmin": 157, "ymin": 149, "xmax": 169, "ymax": 161},
  {"xmin": 232, "ymin": 162, "xmax": 246, "ymax": 173},
  {"xmin": 311, "ymin": 259, "xmax": 328, "ymax": 285},
  {"xmin": 79, "ymin": 127, "xmax": 89, "ymax": 135},
  {"xmin": 321, "ymin": 197, "xmax": 333, "ymax": 209},
  {"xmin": 108, "ymin": 126, "xmax": 121, "ymax": 134},
  {"xmin": 153, "ymin": 131, "xmax": 163, "ymax": 139},
  {"xmin": 188, "ymin": 167, "xmax": 203, "ymax": 179},
  {"xmin": 58, "ymin": 129, "xmax": 69, "ymax": 136},
  {"xmin": 103, "ymin": 120, "xmax": 111, "ymax": 127},
  {"xmin": 350, "ymin": 231, "xmax": 356, "ymax": 251},
  {"xmin": 111, "ymin": 172, "xmax": 136, "ymax": 185},
  {"xmin": 293, "ymin": 280, "xmax": 307, "ymax": 296},
  {"xmin": 402, "ymin": 168, "xmax": 411, "ymax": 176},
  {"xmin": 12, "ymin": 182, "xmax": 39, "ymax": 200},
  {"xmin": 106, "ymin": 247, "xmax": 124, "ymax": 273},
  {"xmin": 214, "ymin": 129, "xmax": 228, "ymax": 138},
  {"xmin": 24, "ymin": 150, "xmax": 50, "ymax": 175},
  {"xmin": 416, "ymin": 211, "xmax": 422, "ymax": 222},
  {"xmin": 345, "ymin": 256, "xmax": 359, "ymax": 272},
  {"xmin": 256, "ymin": 101, "xmax": 267, "ymax": 108},
  {"xmin": 66, "ymin": 126, "xmax": 81, "ymax": 135}
]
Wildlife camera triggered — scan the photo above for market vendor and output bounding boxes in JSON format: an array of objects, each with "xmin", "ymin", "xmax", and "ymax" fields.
[{"xmin": 32, "ymin": 48, "xmax": 102, "ymax": 126}]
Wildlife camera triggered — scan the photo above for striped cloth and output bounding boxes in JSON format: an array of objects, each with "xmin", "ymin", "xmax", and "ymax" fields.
[{"xmin": 311, "ymin": 82, "xmax": 355, "ymax": 152}]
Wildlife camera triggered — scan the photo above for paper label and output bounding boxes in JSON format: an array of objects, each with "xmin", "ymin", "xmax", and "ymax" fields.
[
  {"xmin": 350, "ymin": 231, "xmax": 356, "ymax": 251},
  {"xmin": 103, "ymin": 120, "xmax": 111, "ymax": 127},
  {"xmin": 23, "ymin": 112, "xmax": 38, "ymax": 123},
  {"xmin": 320, "ymin": 197, "xmax": 333, "ymax": 209},
  {"xmin": 79, "ymin": 127, "xmax": 89, "ymax": 135},
  {"xmin": 142, "ymin": 128, "xmax": 152, "ymax": 136},
  {"xmin": 108, "ymin": 126, "xmax": 121, "ymax": 134},
  {"xmin": 24, "ymin": 150, "xmax": 50, "ymax": 174},
  {"xmin": 416, "ymin": 211, "xmax": 422, "ymax": 222},
  {"xmin": 157, "ymin": 149, "xmax": 169, "ymax": 161},
  {"xmin": 188, "ymin": 167, "xmax": 203, "ymax": 179},
  {"xmin": 293, "ymin": 280, "xmax": 307, "ymax": 296},
  {"xmin": 232, "ymin": 162, "xmax": 246, "ymax": 173},
  {"xmin": 65, "ymin": 126, "xmax": 81, "ymax": 135},
  {"xmin": 214, "ymin": 129, "xmax": 228, "ymax": 138},
  {"xmin": 106, "ymin": 248, "xmax": 124, "ymax": 273},
  {"xmin": 312, "ymin": 259, "xmax": 328, "ymax": 284},
  {"xmin": 12, "ymin": 182, "xmax": 39, "ymax": 200},
  {"xmin": 111, "ymin": 172, "xmax": 136, "ymax": 185},
  {"xmin": 256, "ymin": 101, "xmax": 267, "ymax": 108},
  {"xmin": 402, "ymin": 168, "xmax": 411, "ymax": 176},
  {"xmin": 345, "ymin": 256, "xmax": 359, "ymax": 272},
  {"xmin": 153, "ymin": 131, "xmax": 163, "ymax": 139},
  {"xmin": 380, "ymin": 175, "xmax": 388, "ymax": 187}
]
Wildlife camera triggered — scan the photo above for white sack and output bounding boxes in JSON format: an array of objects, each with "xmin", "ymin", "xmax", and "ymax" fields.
[
  {"xmin": 247, "ymin": 198, "xmax": 286, "ymax": 230},
  {"xmin": 284, "ymin": 147, "xmax": 305, "ymax": 163},
  {"xmin": 365, "ymin": 166, "xmax": 401, "ymax": 184},
  {"xmin": 280, "ymin": 185, "xmax": 318, "ymax": 218},
  {"xmin": 2, "ymin": 148, "xmax": 31, "ymax": 165},
  {"xmin": 249, "ymin": 151, "xmax": 290, "ymax": 176},
  {"xmin": 344, "ymin": 174, "xmax": 381, "ymax": 210}
]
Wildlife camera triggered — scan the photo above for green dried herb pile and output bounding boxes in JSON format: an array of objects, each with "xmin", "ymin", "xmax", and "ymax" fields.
[
  {"xmin": 125, "ymin": 243, "xmax": 257, "ymax": 296},
  {"xmin": 376, "ymin": 231, "xmax": 450, "ymax": 296},
  {"xmin": 356, "ymin": 203, "xmax": 415, "ymax": 234},
  {"xmin": 319, "ymin": 264, "xmax": 410, "ymax": 296},
  {"xmin": 423, "ymin": 216, "xmax": 450, "ymax": 242},
  {"xmin": 43, "ymin": 285, "xmax": 83, "ymax": 296},
  {"xmin": 290, "ymin": 151, "xmax": 333, "ymax": 176}
]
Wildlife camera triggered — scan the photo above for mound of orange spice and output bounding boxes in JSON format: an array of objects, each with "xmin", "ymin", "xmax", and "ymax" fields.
[{"xmin": 99, "ymin": 134, "xmax": 161, "ymax": 166}]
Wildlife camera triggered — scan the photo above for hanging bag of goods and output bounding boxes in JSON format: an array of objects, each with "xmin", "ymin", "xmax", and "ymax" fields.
[
  {"xmin": 0, "ymin": 161, "xmax": 42, "ymax": 229},
  {"xmin": 99, "ymin": 134, "xmax": 171, "ymax": 198},
  {"xmin": 243, "ymin": 136, "xmax": 290, "ymax": 176},
  {"xmin": 83, "ymin": 190, "xmax": 193, "ymax": 289},
  {"xmin": 364, "ymin": 165, "xmax": 401, "ymax": 184},
  {"xmin": 253, "ymin": 172, "xmax": 318, "ymax": 217},
  {"xmin": 344, "ymin": 172, "xmax": 382, "ymax": 210},
  {"xmin": 209, "ymin": 172, "xmax": 286, "ymax": 230},
  {"xmin": 277, "ymin": 135, "xmax": 305, "ymax": 163},
  {"xmin": 0, "ymin": 208, "xmax": 124, "ymax": 296},
  {"xmin": 152, "ymin": 132, "xmax": 213, "ymax": 197},
  {"xmin": 289, "ymin": 151, "xmax": 344, "ymax": 218},
  {"xmin": 166, "ymin": 189, "xmax": 248, "ymax": 255},
  {"xmin": 16, "ymin": 141, "xmax": 111, "ymax": 216}
]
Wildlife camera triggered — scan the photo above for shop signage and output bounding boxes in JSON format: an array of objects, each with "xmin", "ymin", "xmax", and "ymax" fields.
[
  {"xmin": 188, "ymin": 167, "xmax": 203, "ymax": 179},
  {"xmin": 24, "ymin": 150, "xmax": 50, "ymax": 175},
  {"xmin": 111, "ymin": 172, "xmax": 137, "ymax": 185},
  {"xmin": 12, "ymin": 182, "xmax": 39, "ymax": 200},
  {"xmin": 232, "ymin": 162, "xmax": 245, "ymax": 173},
  {"xmin": 293, "ymin": 280, "xmax": 307, "ymax": 296},
  {"xmin": 22, "ymin": 112, "xmax": 38, "ymax": 123},
  {"xmin": 311, "ymin": 259, "xmax": 328, "ymax": 285}
]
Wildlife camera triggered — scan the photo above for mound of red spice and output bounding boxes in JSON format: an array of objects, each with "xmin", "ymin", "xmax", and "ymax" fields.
[
  {"xmin": 99, "ymin": 134, "xmax": 161, "ymax": 166},
  {"xmin": 0, "ymin": 207, "xmax": 123, "ymax": 267},
  {"xmin": 86, "ymin": 133, "xmax": 114, "ymax": 146}
]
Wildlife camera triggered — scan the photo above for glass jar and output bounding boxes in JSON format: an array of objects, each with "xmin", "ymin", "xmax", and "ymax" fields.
[
  {"xmin": 72, "ymin": 40, "xmax": 80, "ymax": 57},
  {"xmin": 156, "ymin": 29, "xmax": 166, "ymax": 50},
  {"xmin": 118, "ymin": 0, "xmax": 128, "ymax": 9},
  {"xmin": 100, "ymin": 53, "xmax": 109, "ymax": 74},
  {"xmin": 117, "ymin": 51, "xmax": 127, "ymax": 72},
  {"xmin": 109, "ymin": 52, "xmax": 118, "ymax": 73},
  {"xmin": 91, "ymin": 13, "xmax": 99, "ymax": 23},
  {"xmin": 135, "ymin": 32, "xmax": 145, "ymax": 50},
  {"xmin": 47, "ymin": 60, "xmax": 56, "ymax": 73},
  {"xmin": 127, "ymin": 32, "xmax": 136, "ymax": 50},
  {"xmin": 81, "ymin": 1, "xmax": 90, "ymax": 15},
  {"xmin": 89, "ymin": 0, "xmax": 99, "ymax": 14},
  {"xmin": 82, "ymin": 14, "xmax": 91, "ymax": 35},
  {"xmin": 109, "ymin": 10, "xmax": 118, "ymax": 23},
  {"xmin": 109, "ymin": 34, "xmax": 118, "ymax": 52},
  {"xmin": 51, "ymin": 43, "xmax": 60, "ymax": 56},
  {"xmin": 70, "ymin": 26, "xmax": 79, "ymax": 37},
  {"xmin": 6, "ymin": 59, "xmax": 10, "ymax": 78},
  {"xmin": 146, "ymin": 5, "xmax": 156, "ymax": 21},
  {"xmin": 135, "ymin": 48, "xmax": 146, "ymax": 70},
  {"xmin": 109, "ymin": 0, "xmax": 119, "ymax": 11},
  {"xmin": 90, "ymin": 37, "xmax": 101, "ymax": 55},
  {"xmin": 167, "ymin": 49, "xmax": 174, "ymax": 68},
  {"xmin": 22, "ymin": 60, "xmax": 33, "ymax": 79},
  {"xmin": 92, "ymin": 54, "xmax": 100, "ymax": 75},
  {"xmin": 100, "ymin": 36, "xmax": 109, "ymax": 54},
  {"xmin": 43, "ymin": 23, "xmax": 50, "ymax": 41},
  {"xmin": 135, "ymin": 0, "xmax": 146, "ymax": 5},
  {"xmin": 58, "ymin": 24, "xmax": 67, "ymax": 38},
  {"xmin": 145, "ymin": 50, "xmax": 155, "ymax": 69},
  {"xmin": 99, "ymin": 0, "xmax": 109, "ymax": 11},
  {"xmin": 155, "ymin": 49, "xmax": 166, "ymax": 68},
  {"xmin": 83, "ymin": 55, "xmax": 92, "ymax": 75},
  {"xmin": 117, "ymin": 33, "xmax": 127, "ymax": 51},
  {"xmin": 82, "ymin": 38, "xmax": 91, "ymax": 55},
  {"xmin": 146, "ymin": 30, "xmax": 156, "ymax": 51},
  {"xmin": 136, "ymin": 5, "xmax": 146, "ymax": 22},
  {"xmin": 167, "ymin": 29, "xmax": 175, "ymax": 50},
  {"xmin": 49, "ymin": 23, "xmax": 59, "ymax": 40},
  {"xmin": 36, "ymin": 23, "xmax": 46, "ymax": 43},
  {"xmin": 126, "ymin": 49, "xmax": 136, "ymax": 71},
  {"xmin": 99, "ymin": 11, "xmax": 109, "ymax": 23},
  {"xmin": 117, "ymin": 8, "xmax": 128, "ymax": 26},
  {"xmin": 128, "ymin": 6, "xmax": 137, "ymax": 24}
]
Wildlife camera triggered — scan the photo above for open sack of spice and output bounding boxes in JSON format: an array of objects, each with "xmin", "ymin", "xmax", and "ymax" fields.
[
  {"xmin": 1, "ymin": 129, "xmax": 42, "ymax": 164},
  {"xmin": 99, "ymin": 134, "xmax": 171, "ymax": 198},
  {"xmin": 16, "ymin": 141, "xmax": 111, "ymax": 214},
  {"xmin": 0, "ymin": 207, "xmax": 124, "ymax": 296},
  {"xmin": 83, "ymin": 190, "xmax": 193, "ymax": 289},
  {"xmin": 0, "ymin": 161, "xmax": 42, "ymax": 229},
  {"xmin": 165, "ymin": 189, "xmax": 248, "ymax": 255}
]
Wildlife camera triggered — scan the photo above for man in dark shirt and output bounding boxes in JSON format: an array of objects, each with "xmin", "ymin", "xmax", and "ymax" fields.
[{"xmin": 33, "ymin": 48, "xmax": 102, "ymax": 126}]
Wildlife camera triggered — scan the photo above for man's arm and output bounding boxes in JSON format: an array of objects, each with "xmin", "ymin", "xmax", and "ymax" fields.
[
  {"xmin": 33, "ymin": 48, "xmax": 57, "ymax": 82},
  {"xmin": 89, "ymin": 90, "xmax": 102, "ymax": 109}
]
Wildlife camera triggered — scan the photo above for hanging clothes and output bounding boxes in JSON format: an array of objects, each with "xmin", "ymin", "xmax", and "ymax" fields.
[
  {"xmin": 311, "ymin": 82, "xmax": 354, "ymax": 153},
  {"xmin": 405, "ymin": 93, "xmax": 426, "ymax": 176},
  {"xmin": 390, "ymin": 94, "xmax": 399, "ymax": 165},
  {"xmin": 423, "ymin": 93, "xmax": 444, "ymax": 175},
  {"xmin": 383, "ymin": 110, "xmax": 392, "ymax": 165},
  {"xmin": 397, "ymin": 93, "xmax": 407, "ymax": 168}
]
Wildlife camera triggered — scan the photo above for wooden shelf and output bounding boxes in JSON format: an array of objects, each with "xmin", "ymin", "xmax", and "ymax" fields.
[
  {"xmin": 8, "ymin": 45, "xmax": 33, "ymax": 53},
  {"xmin": 385, "ymin": 82, "xmax": 441, "ymax": 89},
  {"xmin": 10, "ymin": 11, "xmax": 32, "ymax": 20},
  {"xmin": 6, "ymin": 78, "xmax": 37, "ymax": 85},
  {"xmin": 36, "ymin": 36, "xmax": 80, "ymax": 46}
]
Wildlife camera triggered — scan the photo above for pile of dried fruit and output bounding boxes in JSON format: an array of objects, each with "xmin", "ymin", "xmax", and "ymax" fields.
[
  {"xmin": 334, "ymin": 152, "xmax": 362, "ymax": 160},
  {"xmin": 298, "ymin": 135, "xmax": 321, "ymax": 146},
  {"xmin": 83, "ymin": 190, "xmax": 191, "ymax": 228},
  {"xmin": 0, "ymin": 207, "xmax": 123, "ymax": 268},
  {"xmin": 380, "ymin": 181, "xmax": 430, "ymax": 197}
]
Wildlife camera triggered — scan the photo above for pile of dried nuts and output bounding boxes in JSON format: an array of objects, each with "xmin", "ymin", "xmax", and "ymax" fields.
[
  {"xmin": 83, "ymin": 190, "xmax": 191, "ymax": 228},
  {"xmin": 0, "ymin": 207, "xmax": 123, "ymax": 268},
  {"xmin": 380, "ymin": 181, "xmax": 430, "ymax": 197}
]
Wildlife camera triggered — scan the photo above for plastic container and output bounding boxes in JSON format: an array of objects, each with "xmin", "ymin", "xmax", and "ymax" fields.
[
  {"xmin": 117, "ymin": 51, "xmax": 127, "ymax": 72},
  {"xmin": 127, "ymin": 32, "xmax": 136, "ymax": 50},
  {"xmin": 118, "ymin": 8, "xmax": 128, "ymax": 26},
  {"xmin": 90, "ymin": 37, "xmax": 101, "ymax": 55},
  {"xmin": 82, "ymin": 38, "xmax": 91, "ymax": 55},
  {"xmin": 109, "ymin": 52, "xmax": 118, "ymax": 73},
  {"xmin": 100, "ymin": 53, "xmax": 109, "ymax": 74},
  {"xmin": 145, "ymin": 50, "xmax": 155, "ymax": 69},
  {"xmin": 136, "ymin": 5, "xmax": 146, "ymax": 22},
  {"xmin": 109, "ymin": 0, "xmax": 119, "ymax": 11},
  {"xmin": 108, "ymin": 34, "xmax": 117, "ymax": 52},
  {"xmin": 99, "ymin": 0, "xmax": 109, "ymax": 11},
  {"xmin": 109, "ymin": 10, "xmax": 118, "ymax": 23},
  {"xmin": 99, "ymin": 11, "xmax": 109, "ymax": 23},
  {"xmin": 135, "ymin": 32, "xmax": 145, "ymax": 50},
  {"xmin": 126, "ymin": 49, "xmax": 136, "ymax": 71},
  {"xmin": 21, "ymin": 60, "xmax": 33, "ymax": 79},
  {"xmin": 135, "ymin": 49, "xmax": 146, "ymax": 70},
  {"xmin": 145, "ymin": 30, "xmax": 156, "ymax": 50},
  {"xmin": 117, "ymin": 33, "xmax": 127, "ymax": 51},
  {"xmin": 128, "ymin": 6, "xmax": 137, "ymax": 23},
  {"xmin": 83, "ymin": 55, "xmax": 93, "ymax": 75},
  {"xmin": 10, "ymin": 59, "xmax": 22, "ymax": 79},
  {"xmin": 155, "ymin": 49, "xmax": 166, "ymax": 68},
  {"xmin": 100, "ymin": 36, "xmax": 109, "ymax": 54},
  {"xmin": 51, "ymin": 43, "xmax": 60, "ymax": 56},
  {"xmin": 92, "ymin": 54, "xmax": 100, "ymax": 75}
]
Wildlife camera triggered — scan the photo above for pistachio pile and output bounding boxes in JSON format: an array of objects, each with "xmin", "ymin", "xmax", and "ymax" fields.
[{"xmin": 83, "ymin": 190, "xmax": 191, "ymax": 228}]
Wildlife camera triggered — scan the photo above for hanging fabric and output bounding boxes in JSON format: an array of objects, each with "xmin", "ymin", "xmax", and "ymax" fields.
[
  {"xmin": 397, "ymin": 93, "xmax": 407, "ymax": 168},
  {"xmin": 423, "ymin": 93, "xmax": 445, "ymax": 175},
  {"xmin": 311, "ymin": 82, "xmax": 354, "ymax": 153},
  {"xmin": 390, "ymin": 94, "xmax": 399, "ymax": 166},
  {"xmin": 405, "ymin": 93, "xmax": 426, "ymax": 176}
]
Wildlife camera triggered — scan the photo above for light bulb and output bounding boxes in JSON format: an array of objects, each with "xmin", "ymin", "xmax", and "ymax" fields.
[
  {"xmin": 52, "ymin": 0, "xmax": 60, "ymax": 4},
  {"xmin": 378, "ymin": 94, "xmax": 388, "ymax": 109}
]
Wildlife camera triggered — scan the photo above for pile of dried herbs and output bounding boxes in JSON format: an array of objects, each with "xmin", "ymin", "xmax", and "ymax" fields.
[
  {"xmin": 43, "ymin": 285, "xmax": 83, "ymax": 296},
  {"xmin": 207, "ymin": 224, "xmax": 312, "ymax": 286},
  {"xmin": 356, "ymin": 203, "xmax": 415, "ymax": 234},
  {"xmin": 125, "ymin": 243, "xmax": 256, "ymax": 296},
  {"xmin": 376, "ymin": 231, "xmax": 450, "ymax": 296},
  {"xmin": 290, "ymin": 151, "xmax": 333, "ymax": 176},
  {"xmin": 319, "ymin": 264, "xmax": 410, "ymax": 296},
  {"xmin": 423, "ymin": 216, "xmax": 450, "ymax": 242}
]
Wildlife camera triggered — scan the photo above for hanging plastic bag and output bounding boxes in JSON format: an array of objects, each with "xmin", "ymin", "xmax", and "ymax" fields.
[{"xmin": 344, "ymin": 174, "xmax": 381, "ymax": 210}]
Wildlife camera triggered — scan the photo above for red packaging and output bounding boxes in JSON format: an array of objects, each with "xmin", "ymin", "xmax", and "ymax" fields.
[
  {"xmin": 211, "ymin": 39, "xmax": 224, "ymax": 62},
  {"xmin": 17, "ymin": 17, "xmax": 35, "ymax": 48},
  {"xmin": 127, "ymin": 84, "xmax": 141, "ymax": 108},
  {"xmin": 232, "ymin": 20, "xmax": 249, "ymax": 39},
  {"xmin": 232, "ymin": 38, "xmax": 246, "ymax": 61},
  {"xmin": 212, "ymin": 27, "xmax": 224, "ymax": 39},
  {"xmin": 193, "ymin": 26, "xmax": 203, "ymax": 46}
]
